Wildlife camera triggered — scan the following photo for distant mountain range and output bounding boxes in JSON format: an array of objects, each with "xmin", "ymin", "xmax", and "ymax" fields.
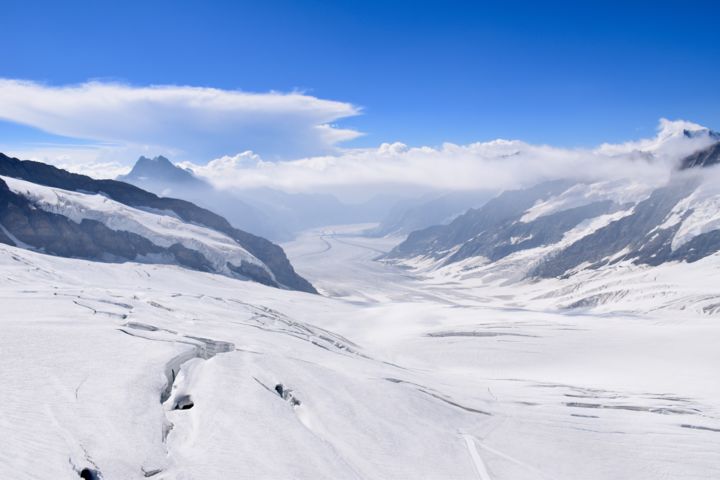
[
  {"xmin": 386, "ymin": 136, "xmax": 720, "ymax": 283},
  {"xmin": 367, "ymin": 190, "xmax": 493, "ymax": 238},
  {"xmin": 119, "ymin": 155, "xmax": 399, "ymax": 241},
  {"xmin": 118, "ymin": 155, "xmax": 289, "ymax": 240},
  {"xmin": 0, "ymin": 153, "xmax": 316, "ymax": 293},
  {"xmin": 5, "ymin": 122, "xmax": 718, "ymax": 296}
]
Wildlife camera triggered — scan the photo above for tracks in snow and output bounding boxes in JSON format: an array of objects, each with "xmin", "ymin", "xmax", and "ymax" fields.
[
  {"xmin": 461, "ymin": 434, "xmax": 493, "ymax": 480},
  {"xmin": 461, "ymin": 433, "xmax": 560, "ymax": 480}
]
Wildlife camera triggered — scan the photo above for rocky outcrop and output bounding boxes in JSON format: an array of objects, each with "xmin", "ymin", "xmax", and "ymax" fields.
[{"xmin": 679, "ymin": 142, "xmax": 720, "ymax": 169}]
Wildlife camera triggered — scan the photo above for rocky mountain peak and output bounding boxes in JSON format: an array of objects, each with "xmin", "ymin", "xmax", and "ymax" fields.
[{"xmin": 121, "ymin": 155, "xmax": 196, "ymax": 184}]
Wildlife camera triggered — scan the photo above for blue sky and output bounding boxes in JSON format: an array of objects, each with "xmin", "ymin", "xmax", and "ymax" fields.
[{"xmin": 1, "ymin": 0, "xmax": 719, "ymax": 159}]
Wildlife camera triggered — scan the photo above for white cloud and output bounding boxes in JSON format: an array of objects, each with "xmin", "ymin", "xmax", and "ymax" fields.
[
  {"xmin": 1, "ymin": 143, "xmax": 152, "ymax": 179},
  {"xmin": 1, "ymin": 87, "xmax": 714, "ymax": 200},
  {"xmin": 596, "ymin": 118, "xmax": 713, "ymax": 157},
  {"xmin": 181, "ymin": 119, "xmax": 717, "ymax": 197},
  {"xmin": 0, "ymin": 79, "xmax": 362, "ymax": 161}
]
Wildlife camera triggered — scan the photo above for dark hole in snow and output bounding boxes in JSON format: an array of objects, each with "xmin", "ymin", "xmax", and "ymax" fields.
[
  {"xmin": 275, "ymin": 383, "xmax": 301, "ymax": 406},
  {"xmin": 174, "ymin": 394, "xmax": 194, "ymax": 410},
  {"xmin": 80, "ymin": 468, "xmax": 100, "ymax": 480}
]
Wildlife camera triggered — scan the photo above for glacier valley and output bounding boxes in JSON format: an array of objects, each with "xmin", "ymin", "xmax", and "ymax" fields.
[{"xmin": 1, "ymin": 223, "xmax": 718, "ymax": 479}]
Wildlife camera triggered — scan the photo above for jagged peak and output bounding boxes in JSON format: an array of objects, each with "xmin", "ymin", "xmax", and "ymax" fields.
[
  {"xmin": 122, "ymin": 155, "xmax": 196, "ymax": 183},
  {"xmin": 134, "ymin": 155, "xmax": 173, "ymax": 167}
]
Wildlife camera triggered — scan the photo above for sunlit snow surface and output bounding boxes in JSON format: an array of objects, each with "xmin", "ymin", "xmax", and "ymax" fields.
[
  {"xmin": 1, "ymin": 175, "xmax": 268, "ymax": 276},
  {"xmin": 2, "ymin": 225, "xmax": 720, "ymax": 479}
]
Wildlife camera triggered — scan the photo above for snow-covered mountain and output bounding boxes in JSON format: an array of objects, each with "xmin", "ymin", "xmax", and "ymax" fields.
[
  {"xmin": 0, "ymin": 153, "xmax": 316, "ymax": 293},
  {"xmin": 386, "ymin": 137, "xmax": 720, "ymax": 285},
  {"xmin": 366, "ymin": 190, "xmax": 493, "ymax": 238},
  {"xmin": 119, "ymin": 155, "xmax": 401, "ymax": 240},
  {"xmin": 118, "ymin": 155, "xmax": 291, "ymax": 241},
  {"xmin": 2, "ymin": 136, "xmax": 720, "ymax": 479}
]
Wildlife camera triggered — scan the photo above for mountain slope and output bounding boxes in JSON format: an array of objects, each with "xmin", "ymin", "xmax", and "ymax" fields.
[
  {"xmin": 119, "ymin": 155, "xmax": 400, "ymax": 240},
  {"xmin": 367, "ymin": 190, "xmax": 492, "ymax": 238},
  {"xmin": 387, "ymin": 180, "xmax": 576, "ymax": 259},
  {"xmin": 680, "ymin": 141, "xmax": 720, "ymax": 169},
  {"xmin": 0, "ymin": 153, "xmax": 316, "ymax": 293},
  {"xmin": 118, "ymin": 155, "xmax": 290, "ymax": 241},
  {"xmin": 120, "ymin": 155, "xmax": 197, "ymax": 184},
  {"xmin": 387, "ymin": 140, "xmax": 720, "ymax": 284}
]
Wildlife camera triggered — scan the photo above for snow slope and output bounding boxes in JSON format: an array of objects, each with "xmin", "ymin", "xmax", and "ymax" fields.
[
  {"xmin": 1, "ymin": 226, "xmax": 719, "ymax": 479},
  {"xmin": 1, "ymin": 175, "xmax": 272, "ymax": 279}
]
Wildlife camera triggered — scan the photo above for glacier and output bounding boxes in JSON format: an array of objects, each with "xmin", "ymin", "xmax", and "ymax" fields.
[{"xmin": 1, "ymin": 224, "xmax": 719, "ymax": 479}]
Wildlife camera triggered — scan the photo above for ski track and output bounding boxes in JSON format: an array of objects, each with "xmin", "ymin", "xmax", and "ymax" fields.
[{"xmin": 462, "ymin": 434, "xmax": 493, "ymax": 480}]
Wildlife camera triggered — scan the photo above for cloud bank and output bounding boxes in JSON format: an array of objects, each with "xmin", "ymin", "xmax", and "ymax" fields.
[
  {"xmin": 0, "ymin": 79, "xmax": 361, "ymax": 160},
  {"xmin": 0, "ymin": 80, "xmax": 713, "ymax": 200},
  {"xmin": 181, "ymin": 119, "xmax": 717, "ymax": 198}
]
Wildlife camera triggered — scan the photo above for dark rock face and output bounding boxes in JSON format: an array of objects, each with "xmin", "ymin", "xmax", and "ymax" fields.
[
  {"xmin": 532, "ymin": 179, "xmax": 700, "ymax": 278},
  {"xmin": 679, "ymin": 142, "xmax": 720, "ymax": 169},
  {"xmin": 672, "ymin": 229, "xmax": 720, "ymax": 263},
  {"xmin": 167, "ymin": 243, "xmax": 214, "ymax": 272},
  {"xmin": 228, "ymin": 260, "xmax": 277, "ymax": 288},
  {"xmin": 119, "ymin": 156, "xmax": 197, "ymax": 184},
  {"xmin": 226, "ymin": 229, "xmax": 315, "ymax": 292},
  {"xmin": 0, "ymin": 177, "xmax": 218, "ymax": 271},
  {"xmin": 0, "ymin": 227, "xmax": 11, "ymax": 245},
  {"xmin": 0, "ymin": 153, "xmax": 316, "ymax": 293}
]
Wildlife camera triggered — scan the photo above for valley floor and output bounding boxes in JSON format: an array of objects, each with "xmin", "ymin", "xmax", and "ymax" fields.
[{"xmin": 2, "ymin": 225, "xmax": 719, "ymax": 479}]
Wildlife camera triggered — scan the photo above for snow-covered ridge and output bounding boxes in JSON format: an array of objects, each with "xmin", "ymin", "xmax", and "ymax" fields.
[
  {"xmin": 519, "ymin": 179, "xmax": 653, "ymax": 223},
  {"xmin": 669, "ymin": 173, "xmax": 720, "ymax": 250},
  {"xmin": 1, "ymin": 175, "xmax": 272, "ymax": 279},
  {"xmin": 388, "ymin": 147, "xmax": 720, "ymax": 286}
]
